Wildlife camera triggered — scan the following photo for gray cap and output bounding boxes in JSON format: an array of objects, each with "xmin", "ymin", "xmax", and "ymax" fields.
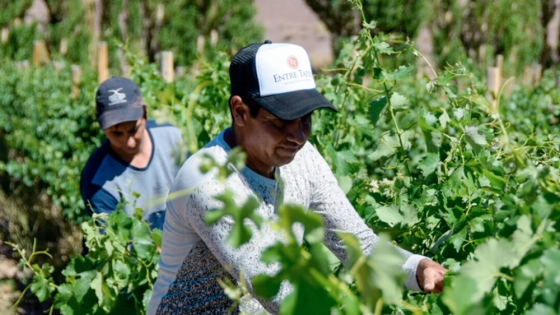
[{"xmin": 95, "ymin": 76, "xmax": 144, "ymax": 129}]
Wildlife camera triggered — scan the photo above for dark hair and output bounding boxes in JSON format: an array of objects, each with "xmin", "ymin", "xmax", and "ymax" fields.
[
  {"xmin": 228, "ymin": 95, "xmax": 261, "ymax": 121},
  {"xmin": 243, "ymin": 97, "xmax": 261, "ymax": 117}
]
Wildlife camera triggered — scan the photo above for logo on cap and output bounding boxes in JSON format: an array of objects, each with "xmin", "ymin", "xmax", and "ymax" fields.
[
  {"xmin": 108, "ymin": 88, "xmax": 127, "ymax": 106},
  {"xmin": 287, "ymin": 55, "xmax": 299, "ymax": 69}
]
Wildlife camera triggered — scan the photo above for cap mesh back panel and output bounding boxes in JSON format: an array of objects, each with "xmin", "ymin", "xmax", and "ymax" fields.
[{"xmin": 230, "ymin": 42, "xmax": 269, "ymax": 99}]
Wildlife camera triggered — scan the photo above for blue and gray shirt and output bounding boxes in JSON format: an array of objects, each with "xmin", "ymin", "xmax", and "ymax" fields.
[{"xmin": 80, "ymin": 120, "xmax": 184, "ymax": 230}]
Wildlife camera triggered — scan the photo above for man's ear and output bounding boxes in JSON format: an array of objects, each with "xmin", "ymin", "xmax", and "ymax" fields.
[
  {"xmin": 143, "ymin": 105, "xmax": 148, "ymax": 119},
  {"xmin": 230, "ymin": 96, "xmax": 248, "ymax": 126}
]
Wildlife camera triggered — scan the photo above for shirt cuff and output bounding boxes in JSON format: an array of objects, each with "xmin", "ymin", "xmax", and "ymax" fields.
[{"xmin": 402, "ymin": 254, "xmax": 428, "ymax": 291}]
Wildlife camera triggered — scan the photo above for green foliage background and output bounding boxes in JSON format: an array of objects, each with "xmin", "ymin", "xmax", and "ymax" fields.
[
  {"xmin": 306, "ymin": 0, "xmax": 551, "ymax": 78},
  {"xmin": 0, "ymin": 0, "xmax": 263, "ymax": 67}
]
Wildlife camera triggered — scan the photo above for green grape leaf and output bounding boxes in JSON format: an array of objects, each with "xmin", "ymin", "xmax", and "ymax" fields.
[
  {"xmin": 339, "ymin": 233, "xmax": 405, "ymax": 306},
  {"xmin": 280, "ymin": 280, "xmax": 336, "ymax": 315},
  {"xmin": 390, "ymin": 92, "xmax": 408, "ymax": 110},
  {"xmin": 465, "ymin": 126, "xmax": 487, "ymax": 154},
  {"xmin": 375, "ymin": 205, "xmax": 404, "ymax": 226},
  {"xmin": 332, "ymin": 149, "xmax": 358, "ymax": 176},
  {"xmin": 252, "ymin": 273, "xmax": 283, "ymax": 299},
  {"xmin": 439, "ymin": 110, "xmax": 451, "ymax": 128},
  {"xmin": 337, "ymin": 175, "xmax": 353, "ymax": 194},
  {"xmin": 205, "ymin": 190, "xmax": 262, "ymax": 248},
  {"xmin": 540, "ymin": 248, "xmax": 560, "ymax": 306},
  {"xmin": 113, "ymin": 259, "xmax": 131, "ymax": 282},
  {"xmin": 30, "ymin": 273, "xmax": 55, "ymax": 302},
  {"xmin": 442, "ymin": 275, "xmax": 479, "ymax": 315},
  {"xmin": 131, "ymin": 220, "xmax": 155, "ymax": 260},
  {"xmin": 385, "ymin": 65, "xmax": 413, "ymax": 81},
  {"xmin": 513, "ymin": 259, "xmax": 541, "ymax": 299},
  {"xmin": 369, "ymin": 133, "xmax": 398, "ymax": 161},
  {"xmin": 53, "ymin": 284, "xmax": 74, "ymax": 308},
  {"xmin": 372, "ymin": 40, "xmax": 394, "ymax": 54},
  {"xmin": 449, "ymin": 226, "xmax": 468, "ymax": 252},
  {"xmin": 482, "ymin": 168, "xmax": 508, "ymax": 191},
  {"xmin": 418, "ymin": 153, "xmax": 440, "ymax": 176},
  {"xmin": 90, "ymin": 272, "xmax": 104, "ymax": 305},
  {"xmin": 369, "ymin": 96, "xmax": 388, "ymax": 126},
  {"xmin": 277, "ymin": 204, "xmax": 324, "ymax": 243},
  {"xmin": 74, "ymin": 271, "xmax": 96, "ymax": 303}
]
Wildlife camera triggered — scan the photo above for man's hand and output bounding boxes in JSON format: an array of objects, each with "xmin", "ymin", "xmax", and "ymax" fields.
[{"xmin": 416, "ymin": 258, "xmax": 448, "ymax": 293}]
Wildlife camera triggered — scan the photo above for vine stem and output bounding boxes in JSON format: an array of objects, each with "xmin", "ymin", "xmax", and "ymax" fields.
[
  {"xmin": 493, "ymin": 77, "xmax": 527, "ymax": 167},
  {"xmin": 497, "ymin": 272, "xmax": 514, "ymax": 282},
  {"xmin": 7, "ymin": 239, "xmax": 56, "ymax": 311},
  {"xmin": 354, "ymin": 4, "xmax": 414, "ymax": 175},
  {"xmin": 334, "ymin": 45, "xmax": 373, "ymax": 147},
  {"xmin": 374, "ymin": 297, "xmax": 384, "ymax": 315},
  {"xmin": 349, "ymin": 255, "xmax": 367, "ymax": 275},
  {"xmin": 414, "ymin": 47, "xmax": 438, "ymax": 80},
  {"xmin": 11, "ymin": 286, "xmax": 31, "ymax": 313}
]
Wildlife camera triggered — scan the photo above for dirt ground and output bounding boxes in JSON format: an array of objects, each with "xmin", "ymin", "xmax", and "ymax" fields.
[{"xmin": 254, "ymin": 0, "xmax": 334, "ymax": 69}]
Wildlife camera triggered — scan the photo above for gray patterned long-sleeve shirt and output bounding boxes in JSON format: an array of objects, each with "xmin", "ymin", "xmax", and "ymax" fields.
[{"xmin": 148, "ymin": 129, "xmax": 425, "ymax": 315}]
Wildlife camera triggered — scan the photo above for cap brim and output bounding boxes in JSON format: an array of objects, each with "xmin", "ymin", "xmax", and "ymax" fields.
[
  {"xmin": 254, "ymin": 89, "xmax": 337, "ymax": 120},
  {"xmin": 97, "ymin": 106, "xmax": 144, "ymax": 129}
]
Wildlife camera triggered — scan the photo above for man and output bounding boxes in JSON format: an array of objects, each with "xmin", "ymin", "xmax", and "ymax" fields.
[
  {"xmin": 81, "ymin": 76, "xmax": 184, "ymax": 230},
  {"xmin": 149, "ymin": 41, "xmax": 447, "ymax": 314}
]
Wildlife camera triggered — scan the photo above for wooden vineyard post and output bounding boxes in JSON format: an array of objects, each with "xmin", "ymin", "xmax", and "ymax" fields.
[
  {"xmin": 1, "ymin": 27, "xmax": 8, "ymax": 44},
  {"xmin": 196, "ymin": 35, "xmax": 205, "ymax": 54},
  {"xmin": 522, "ymin": 64, "xmax": 543, "ymax": 87},
  {"xmin": 71, "ymin": 65, "xmax": 82, "ymax": 99},
  {"xmin": 486, "ymin": 54, "xmax": 504, "ymax": 113},
  {"xmin": 98, "ymin": 41, "xmax": 109, "ymax": 83},
  {"xmin": 496, "ymin": 54, "xmax": 503, "ymax": 75},
  {"xmin": 496, "ymin": 54, "xmax": 510, "ymax": 94},
  {"xmin": 523, "ymin": 66, "xmax": 532, "ymax": 86},
  {"xmin": 33, "ymin": 40, "xmax": 49, "ymax": 66},
  {"xmin": 487, "ymin": 67, "xmax": 501, "ymax": 113},
  {"xmin": 533, "ymin": 64, "xmax": 543, "ymax": 87},
  {"xmin": 60, "ymin": 38, "xmax": 68, "ymax": 57},
  {"xmin": 160, "ymin": 51, "xmax": 174, "ymax": 83},
  {"xmin": 210, "ymin": 29, "xmax": 219, "ymax": 46},
  {"xmin": 33, "ymin": 41, "xmax": 40, "ymax": 66}
]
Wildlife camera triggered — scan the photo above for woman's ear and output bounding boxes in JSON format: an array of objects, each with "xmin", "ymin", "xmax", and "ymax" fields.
[{"xmin": 230, "ymin": 96, "xmax": 248, "ymax": 126}]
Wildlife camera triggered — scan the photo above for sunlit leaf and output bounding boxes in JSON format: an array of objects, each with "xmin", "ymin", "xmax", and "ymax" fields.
[
  {"xmin": 369, "ymin": 133, "xmax": 399, "ymax": 161},
  {"xmin": 465, "ymin": 126, "xmax": 487, "ymax": 154},
  {"xmin": 513, "ymin": 259, "xmax": 541, "ymax": 299},
  {"xmin": 337, "ymin": 175, "xmax": 353, "ymax": 194},
  {"xmin": 385, "ymin": 65, "xmax": 413, "ymax": 80},
  {"xmin": 442, "ymin": 275, "xmax": 479, "ymax": 315},
  {"xmin": 30, "ymin": 273, "xmax": 55, "ymax": 302},
  {"xmin": 418, "ymin": 153, "xmax": 440, "ymax": 176},
  {"xmin": 205, "ymin": 190, "xmax": 262, "ymax": 248},
  {"xmin": 390, "ymin": 92, "xmax": 408, "ymax": 110}
]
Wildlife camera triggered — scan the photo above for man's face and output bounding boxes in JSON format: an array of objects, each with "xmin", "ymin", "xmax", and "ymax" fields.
[
  {"xmin": 242, "ymin": 107, "xmax": 312, "ymax": 177},
  {"xmin": 104, "ymin": 117, "xmax": 147, "ymax": 161}
]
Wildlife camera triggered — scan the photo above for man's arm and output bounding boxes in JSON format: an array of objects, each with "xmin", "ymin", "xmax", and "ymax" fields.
[{"xmin": 305, "ymin": 144, "xmax": 447, "ymax": 291}]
